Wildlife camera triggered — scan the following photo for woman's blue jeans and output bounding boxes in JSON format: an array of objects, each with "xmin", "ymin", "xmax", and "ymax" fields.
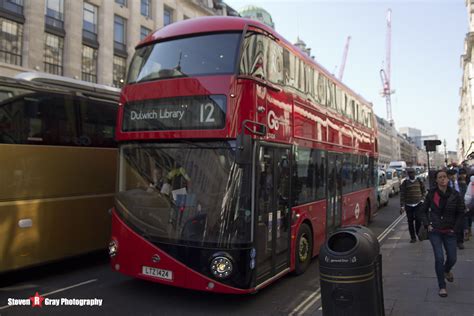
[{"xmin": 428, "ymin": 231, "xmax": 457, "ymax": 289}]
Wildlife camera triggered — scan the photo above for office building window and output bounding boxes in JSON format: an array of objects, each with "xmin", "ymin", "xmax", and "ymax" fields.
[
  {"xmin": 113, "ymin": 55, "xmax": 126, "ymax": 88},
  {"xmin": 140, "ymin": 26, "xmax": 151, "ymax": 40},
  {"xmin": 115, "ymin": 0, "xmax": 126, "ymax": 7},
  {"xmin": 43, "ymin": 32, "xmax": 63, "ymax": 75},
  {"xmin": 114, "ymin": 15, "xmax": 126, "ymax": 52},
  {"xmin": 141, "ymin": 0, "xmax": 151, "ymax": 18},
  {"xmin": 163, "ymin": 6, "xmax": 173, "ymax": 26},
  {"xmin": 0, "ymin": 17, "xmax": 23, "ymax": 66},
  {"xmin": 83, "ymin": 2, "xmax": 97, "ymax": 42},
  {"xmin": 82, "ymin": 45, "xmax": 97, "ymax": 83},
  {"xmin": 45, "ymin": 0, "xmax": 64, "ymax": 29},
  {"xmin": 1, "ymin": 0, "xmax": 24, "ymax": 16}
]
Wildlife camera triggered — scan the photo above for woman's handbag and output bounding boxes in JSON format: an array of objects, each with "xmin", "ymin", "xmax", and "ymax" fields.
[{"xmin": 418, "ymin": 225, "xmax": 429, "ymax": 241}]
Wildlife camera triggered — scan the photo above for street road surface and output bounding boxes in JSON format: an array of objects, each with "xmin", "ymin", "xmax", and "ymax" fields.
[{"xmin": 0, "ymin": 193, "xmax": 403, "ymax": 316}]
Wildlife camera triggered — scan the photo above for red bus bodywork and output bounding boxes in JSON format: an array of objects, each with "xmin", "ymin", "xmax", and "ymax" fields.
[{"xmin": 111, "ymin": 16, "xmax": 378, "ymax": 293}]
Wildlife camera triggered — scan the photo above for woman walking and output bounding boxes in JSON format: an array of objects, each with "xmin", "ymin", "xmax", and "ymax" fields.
[{"xmin": 418, "ymin": 169, "xmax": 465, "ymax": 297}]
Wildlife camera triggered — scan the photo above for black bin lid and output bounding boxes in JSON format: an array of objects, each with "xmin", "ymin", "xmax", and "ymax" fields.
[{"xmin": 319, "ymin": 226, "xmax": 379, "ymax": 268}]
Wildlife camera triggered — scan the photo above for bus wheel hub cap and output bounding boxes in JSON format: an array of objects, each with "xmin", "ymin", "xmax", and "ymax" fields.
[{"xmin": 299, "ymin": 235, "xmax": 309, "ymax": 261}]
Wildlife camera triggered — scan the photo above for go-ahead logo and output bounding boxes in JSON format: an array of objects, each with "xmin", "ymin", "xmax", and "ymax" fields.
[{"xmin": 267, "ymin": 110, "xmax": 279, "ymax": 130}]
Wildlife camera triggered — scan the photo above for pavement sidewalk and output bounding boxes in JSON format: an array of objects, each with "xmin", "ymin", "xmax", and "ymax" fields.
[{"xmin": 382, "ymin": 215, "xmax": 474, "ymax": 316}]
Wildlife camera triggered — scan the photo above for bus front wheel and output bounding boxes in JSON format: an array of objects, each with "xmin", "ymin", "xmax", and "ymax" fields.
[{"xmin": 294, "ymin": 223, "xmax": 312, "ymax": 275}]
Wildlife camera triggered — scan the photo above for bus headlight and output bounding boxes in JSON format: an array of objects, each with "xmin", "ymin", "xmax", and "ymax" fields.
[
  {"xmin": 210, "ymin": 256, "xmax": 233, "ymax": 279},
  {"xmin": 108, "ymin": 240, "xmax": 118, "ymax": 257}
]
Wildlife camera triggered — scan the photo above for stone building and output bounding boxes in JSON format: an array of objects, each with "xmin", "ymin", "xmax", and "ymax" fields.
[
  {"xmin": 0, "ymin": 0, "xmax": 237, "ymax": 87},
  {"xmin": 458, "ymin": 0, "xmax": 474, "ymax": 161},
  {"xmin": 238, "ymin": 5, "xmax": 274, "ymax": 29},
  {"xmin": 375, "ymin": 115, "xmax": 399, "ymax": 168}
]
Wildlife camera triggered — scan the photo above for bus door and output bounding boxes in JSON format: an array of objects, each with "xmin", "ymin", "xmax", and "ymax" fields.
[
  {"xmin": 326, "ymin": 152, "xmax": 343, "ymax": 236},
  {"xmin": 255, "ymin": 144, "xmax": 291, "ymax": 284}
]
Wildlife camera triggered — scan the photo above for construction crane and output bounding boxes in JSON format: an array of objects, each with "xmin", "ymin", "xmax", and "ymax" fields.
[
  {"xmin": 380, "ymin": 8, "xmax": 395, "ymax": 125},
  {"xmin": 338, "ymin": 36, "xmax": 351, "ymax": 81}
]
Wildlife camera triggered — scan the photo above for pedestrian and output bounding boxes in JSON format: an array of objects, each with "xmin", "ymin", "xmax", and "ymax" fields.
[
  {"xmin": 418, "ymin": 169, "xmax": 465, "ymax": 298},
  {"xmin": 464, "ymin": 174, "xmax": 474, "ymax": 240},
  {"xmin": 400, "ymin": 167, "xmax": 426, "ymax": 243},
  {"xmin": 447, "ymin": 169, "xmax": 460, "ymax": 192},
  {"xmin": 457, "ymin": 168, "xmax": 468, "ymax": 248}
]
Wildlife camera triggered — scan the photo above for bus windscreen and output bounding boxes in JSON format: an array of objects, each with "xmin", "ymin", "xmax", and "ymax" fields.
[
  {"xmin": 116, "ymin": 141, "xmax": 252, "ymax": 247},
  {"xmin": 127, "ymin": 33, "xmax": 241, "ymax": 83}
]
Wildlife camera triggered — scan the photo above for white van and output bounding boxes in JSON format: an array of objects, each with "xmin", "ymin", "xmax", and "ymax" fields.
[{"xmin": 389, "ymin": 161, "xmax": 407, "ymax": 170}]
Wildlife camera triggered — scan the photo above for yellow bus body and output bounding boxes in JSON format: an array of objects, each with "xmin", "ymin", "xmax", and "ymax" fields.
[{"xmin": 0, "ymin": 144, "xmax": 116, "ymax": 272}]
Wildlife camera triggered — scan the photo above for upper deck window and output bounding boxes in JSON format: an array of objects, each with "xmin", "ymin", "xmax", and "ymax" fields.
[{"xmin": 127, "ymin": 33, "xmax": 241, "ymax": 84}]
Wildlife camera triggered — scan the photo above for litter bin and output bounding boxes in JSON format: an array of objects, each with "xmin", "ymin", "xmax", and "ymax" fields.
[{"xmin": 319, "ymin": 225, "xmax": 384, "ymax": 316}]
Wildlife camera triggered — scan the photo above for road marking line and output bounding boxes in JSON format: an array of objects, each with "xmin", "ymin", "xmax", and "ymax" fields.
[
  {"xmin": 377, "ymin": 213, "xmax": 406, "ymax": 242},
  {"xmin": 377, "ymin": 214, "xmax": 404, "ymax": 241},
  {"xmin": 297, "ymin": 293, "xmax": 321, "ymax": 315},
  {"xmin": 289, "ymin": 212, "xmax": 406, "ymax": 315},
  {"xmin": 288, "ymin": 288, "xmax": 321, "ymax": 316},
  {"xmin": 0, "ymin": 279, "xmax": 97, "ymax": 310}
]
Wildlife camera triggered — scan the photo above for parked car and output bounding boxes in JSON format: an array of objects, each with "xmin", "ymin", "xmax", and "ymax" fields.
[
  {"xmin": 413, "ymin": 165, "xmax": 427, "ymax": 182},
  {"xmin": 385, "ymin": 168, "xmax": 401, "ymax": 197},
  {"xmin": 377, "ymin": 169, "xmax": 391, "ymax": 208},
  {"xmin": 396, "ymin": 168, "xmax": 407, "ymax": 179}
]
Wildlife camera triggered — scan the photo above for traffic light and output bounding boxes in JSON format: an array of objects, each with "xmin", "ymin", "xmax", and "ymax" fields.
[{"xmin": 424, "ymin": 140, "xmax": 442, "ymax": 152}]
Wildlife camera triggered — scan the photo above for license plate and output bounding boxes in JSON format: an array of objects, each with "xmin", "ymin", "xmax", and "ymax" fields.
[{"xmin": 142, "ymin": 266, "xmax": 173, "ymax": 281}]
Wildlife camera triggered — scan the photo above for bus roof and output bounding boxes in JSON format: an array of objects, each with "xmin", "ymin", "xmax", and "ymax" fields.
[
  {"xmin": 14, "ymin": 72, "xmax": 121, "ymax": 101},
  {"xmin": 138, "ymin": 16, "xmax": 373, "ymax": 109}
]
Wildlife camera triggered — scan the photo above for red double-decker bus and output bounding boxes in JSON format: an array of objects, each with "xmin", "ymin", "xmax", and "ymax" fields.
[{"xmin": 109, "ymin": 16, "xmax": 378, "ymax": 294}]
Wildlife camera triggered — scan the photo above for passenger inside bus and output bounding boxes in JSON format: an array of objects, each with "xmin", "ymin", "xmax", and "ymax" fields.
[{"xmin": 147, "ymin": 166, "xmax": 167, "ymax": 193}]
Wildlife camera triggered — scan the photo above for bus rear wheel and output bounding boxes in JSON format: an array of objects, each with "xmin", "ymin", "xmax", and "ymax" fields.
[{"xmin": 295, "ymin": 223, "xmax": 312, "ymax": 275}]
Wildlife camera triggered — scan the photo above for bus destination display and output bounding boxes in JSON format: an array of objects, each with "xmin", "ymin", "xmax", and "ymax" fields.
[{"xmin": 122, "ymin": 95, "xmax": 226, "ymax": 131}]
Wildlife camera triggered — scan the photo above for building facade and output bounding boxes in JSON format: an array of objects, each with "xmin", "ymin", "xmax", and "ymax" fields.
[
  {"xmin": 459, "ymin": 0, "xmax": 474, "ymax": 162},
  {"xmin": 447, "ymin": 150, "xmax": 458, "ymax": 166},
  {"xmin": 0, "ymin": 0, "xmax": 236, "ymax": 87},
  {"xmin": 239, "ymin": 5, "xmax": 274, "ymax": 29},
  {"xmin": 375, "ymin": 115, "xmax": 400, "ymax": 168},
  {"xmin": 398, "ymin": 134, "xmax": 415, "ymax": 165},
  {"xmin": 399, "ymin": 126, "xmax": 422, "ymax": 149}
]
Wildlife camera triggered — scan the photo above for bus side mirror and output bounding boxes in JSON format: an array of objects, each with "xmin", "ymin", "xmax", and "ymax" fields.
[{"xmin": 236, "ymin": 132, "xmax": 252, "ymax": 165}]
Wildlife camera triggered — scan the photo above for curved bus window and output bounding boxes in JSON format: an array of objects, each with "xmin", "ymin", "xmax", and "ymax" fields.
[
  {"xmin": 78, "ymin": 98, "xmax": 116, "ymax": 147},
  {"xmin": 240, "ymin": 32, "xmax": 268, "ymax": 79},
  {"xmin": 128, "ymin": 33, "xmax": 241, "ymax": 83},
  {"xmin": 0, "ymin": 90, "xmax": 63, "ymax": 144},
  {"xmin": 0, "ymin": 89, "xmax": 116, "ymax": 147},
  {"xmin": 267, "ymin": 39, "xmax": 283, "ymax": 85}
]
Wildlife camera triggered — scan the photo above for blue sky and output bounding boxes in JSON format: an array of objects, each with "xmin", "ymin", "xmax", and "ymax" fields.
[{"xmin": 225, "ymin": 0, "xmax": 467, "ymax": 151}]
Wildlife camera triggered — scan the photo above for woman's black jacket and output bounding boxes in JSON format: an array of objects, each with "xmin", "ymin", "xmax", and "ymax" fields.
[{"xmin": 418, "ymin": 187, "xmax": 465, "ymax": 232}]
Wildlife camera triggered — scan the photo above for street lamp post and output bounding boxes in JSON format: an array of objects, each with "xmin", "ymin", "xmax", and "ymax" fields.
[{"xmin": 443, "ymin": 139, "xmax": 448, "ymax": 167}]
